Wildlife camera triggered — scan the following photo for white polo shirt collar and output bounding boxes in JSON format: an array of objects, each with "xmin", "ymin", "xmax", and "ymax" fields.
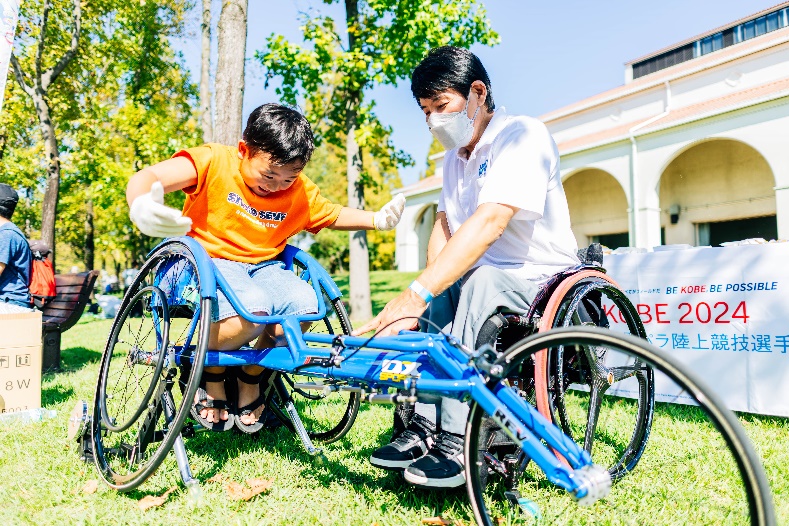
[{"xmin": 455, "ymin": 107, "xmax": 509, "ymax": 164}]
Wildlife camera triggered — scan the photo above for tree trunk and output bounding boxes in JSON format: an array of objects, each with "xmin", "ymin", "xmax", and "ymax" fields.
[
  {"xmin": 344, "ymin": 0, "xmax": 372, "ymax": 321},
  {"xmin": 200, "ymin": 0, "xmax": 213, "ymax": 143},
  {"xmin": 33, "ymin": 91, "xmax": 61, "ymax": 266},
  {"xmin": 214, "ymin": 0, "xmax": 247, "ymax": 145},
  {"xmin": 84, "ymin": 197, "xmax": 94, "ymax": 270},
  {"xmin": 345, "ymin": 98, "xmax": 372, "ymax": 320}
]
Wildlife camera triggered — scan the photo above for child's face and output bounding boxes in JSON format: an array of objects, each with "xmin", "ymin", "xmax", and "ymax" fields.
[{"xmin": 238, "ymin": 141, "xmax": 302, "ymax": 197}]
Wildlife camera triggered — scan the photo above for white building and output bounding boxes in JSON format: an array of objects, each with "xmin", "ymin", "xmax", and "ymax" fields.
[{"xmin": 396, "ymin": 3, "xmax": 789, "ymax": 271}]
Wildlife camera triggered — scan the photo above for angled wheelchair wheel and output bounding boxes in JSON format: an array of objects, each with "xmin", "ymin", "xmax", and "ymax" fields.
[
  {"xmin": 466, "ymin": 327, "xmax": 774, "ymax": 526},
  {"xmin": 92, "ymin": 240, "xmax": 210, "ymax": 491},
  {"xmin": 272, "ymin": 282, "xmax": 361, "ymax": 444},
  {"xmin": 536, "ymin": 270, "xmax": 655, "ymax": 481}
]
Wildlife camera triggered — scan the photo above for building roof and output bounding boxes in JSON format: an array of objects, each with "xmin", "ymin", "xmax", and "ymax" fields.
[
  {"xmin": 557, "ymin": 76, "xmax": 789, "ymax": 155},
  {"xmin": 540, "ymin": 25, "xmax": 789, "ymax": 123},
  {"xmin": 398, "ymin": 174, "xmax": 443, "ymax": 197},
  {"xmin": 625, "ymin": 1, "xmax": 789, "ymax": 65}
]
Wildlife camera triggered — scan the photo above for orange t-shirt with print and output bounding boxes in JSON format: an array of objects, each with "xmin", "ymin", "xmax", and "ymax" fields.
[{"xmin": 173, "ymin": 144, "xmax": 342, "ymax": 263}]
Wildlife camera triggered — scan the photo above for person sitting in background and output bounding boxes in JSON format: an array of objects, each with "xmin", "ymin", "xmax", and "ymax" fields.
[{"xmin": 0, "ymin": 183, "xmax": 32, "ymax": 309}]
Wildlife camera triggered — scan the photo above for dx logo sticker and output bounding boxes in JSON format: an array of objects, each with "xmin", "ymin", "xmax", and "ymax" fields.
[{"xmin": 379, "ymin": 359, "xmax": 420, "ymax": 383}]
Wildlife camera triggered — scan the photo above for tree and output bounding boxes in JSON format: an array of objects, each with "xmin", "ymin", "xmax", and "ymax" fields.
[
  {"xmin": 421, "ymin": 136, "xmax": 443, "ymax": 179},
  {"xmin": 200, "ymin": 0, "xmax": 213, "ymax": 142},
  {"xmin": 260, "ymin": 0, "xmax": 498, "ymax": 320},
  {"xmin": 2, "ymin": 1, "xmax": 199, "ymax": 271},
  {"xmin": 10, "ymin": 0, "xmax": 81, "ymax": 265},
  {"xmin": 306, "ymin": 139, "xmax": 401, "ymax": 275},
  {"xmin": 213, "ymin": 0, "xmax": 247, "ymax": 145}
]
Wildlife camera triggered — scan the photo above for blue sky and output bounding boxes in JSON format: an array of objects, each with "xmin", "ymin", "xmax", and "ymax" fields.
[{"xmin": 172, "ymin": 0, "xmax": 782, "ymax": 186}]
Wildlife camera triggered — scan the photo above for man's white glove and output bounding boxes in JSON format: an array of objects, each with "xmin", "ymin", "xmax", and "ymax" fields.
[
  {"xmin": 129, "ymin": 181, "xmax": 192, "ymax": 238},
  {"xmin": 373, "ymin": 193, "xmax": 406, "ymax": 231}
]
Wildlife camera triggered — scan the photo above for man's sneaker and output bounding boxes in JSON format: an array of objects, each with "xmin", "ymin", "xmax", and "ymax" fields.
[
  {"xmin": 403, "ymin": 431, "xmax": 465, "ymax": 488},
  {"xmin": 370, "ymin": 413, "xmax": 436, "ymax": 470}
]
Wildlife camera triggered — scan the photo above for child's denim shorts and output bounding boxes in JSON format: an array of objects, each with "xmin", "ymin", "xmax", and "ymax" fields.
[{"xmin": 210, "ymin": 258, "xmax": 318, "ymax": 323}]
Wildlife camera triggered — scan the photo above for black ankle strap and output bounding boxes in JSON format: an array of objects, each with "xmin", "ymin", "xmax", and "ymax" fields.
[
  {"xmin": 236, "ymin": 367, "xmax": 267, "ymax": 385},
  {"xmin": 201, "ymin": 370, "xmax": 226, "ymax": 383}
]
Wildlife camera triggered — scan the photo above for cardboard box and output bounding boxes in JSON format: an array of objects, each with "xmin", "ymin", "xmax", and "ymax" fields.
[{"xmin": 0, "ymin": 310, "xmax": 42, "ymax": 413}]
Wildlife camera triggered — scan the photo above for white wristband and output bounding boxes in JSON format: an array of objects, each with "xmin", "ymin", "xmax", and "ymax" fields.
[{"xmin": 408, "ymin": 280, "xmax": 434, "ymax": 304}]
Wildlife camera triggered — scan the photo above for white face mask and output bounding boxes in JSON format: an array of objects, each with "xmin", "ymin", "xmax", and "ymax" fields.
[{"xmin": 427, "ymin": 90, "xmax": 480, "ymax": 150}]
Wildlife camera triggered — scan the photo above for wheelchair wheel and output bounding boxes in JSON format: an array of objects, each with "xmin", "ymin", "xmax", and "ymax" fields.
[
  {"xmin": 273, "ymin": 285, "xmax": 361, "ymax": 444},
  {"xmin": 92, "ymin": 240, "xmax": 210, "ymax": 491},
  {"xmin": 466, "ymin": 327, "xmax": 774, "ymax": 526}
]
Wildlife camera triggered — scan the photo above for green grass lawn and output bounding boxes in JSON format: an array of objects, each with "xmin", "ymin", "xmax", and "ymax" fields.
[
  {"xmin": 331, "ymin": 270, "xmax": 420, "ymax": 321},
  {"xmin": 1, "ymin": 271, "xmax": 788, "ymax": 525}
]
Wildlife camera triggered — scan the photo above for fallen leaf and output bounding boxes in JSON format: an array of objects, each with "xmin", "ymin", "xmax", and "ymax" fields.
[
  {"xmin": 81, "ymin": 480, "xmax": 98, "ymax": 495},
  {"xmin": 206, "ymin": 474, "xmax": 226, "ymax": 484},
  {"xmin": 422, "ymin": 518, "xmax": 452, "ymax": 525},
  {"xmin": 138, "ymin": 495, "xmax": 167, "ymax": 511},
  {"xmin": 225, "ymin": 478, "xmax": 273, "ymax": 501},
  {"xmin": 137, "ymin": 486, "xmax": 178, "ymax": 511},
  {"xmin": 245, "ymin": 477, "xmax": 273, "ymax": 492},
  {"xmin": 494, "ymin": 518, "xmax": 505, "ymax": 526},
  {"xmin": 225, "ymin": 480, "xmax": 248, "ymax": 500}
]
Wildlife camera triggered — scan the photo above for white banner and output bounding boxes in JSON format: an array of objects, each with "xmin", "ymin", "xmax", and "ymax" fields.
[
  {"xmin": 0, "ymin": 0, "xmax": 20, "ymax": 115},
  {"xmin": 601, "ymin": 243, "xmax": 789, "ymax": 416}
]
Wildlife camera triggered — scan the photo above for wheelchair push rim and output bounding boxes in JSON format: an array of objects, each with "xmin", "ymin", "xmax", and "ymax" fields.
[{"xmin": 465, "ymin": 326, "xmax": 774, "ymax": 526}]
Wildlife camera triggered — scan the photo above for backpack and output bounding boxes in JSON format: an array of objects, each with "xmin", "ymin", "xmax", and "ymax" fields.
[{"xmin": 29, "ymin": 244, "xmax": 56, "ymax": 309}]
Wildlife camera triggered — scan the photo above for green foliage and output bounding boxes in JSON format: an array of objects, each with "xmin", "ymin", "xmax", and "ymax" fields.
[
  {"xmin": 304, "ymin": 140, "xmax": 402, "ymax": 273},
  {"xmin": 0, "ymin": 0, "xmax": 199, "ymax": 270},
  {"xmin": 258, "ymin": 0, "xmax": 497, "ymax": 178},
  {"xmin": 259, "ymin": 0, "xmax": 497, "ymax": 272},
  {"xmin": 421, "ymin": 136, "xmax": 444, "ymax": 179}
]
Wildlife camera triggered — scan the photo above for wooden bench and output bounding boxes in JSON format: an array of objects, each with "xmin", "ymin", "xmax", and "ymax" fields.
[{"xmin": 41, "ymin": 270, "xmax": 99, "ymax": 372}]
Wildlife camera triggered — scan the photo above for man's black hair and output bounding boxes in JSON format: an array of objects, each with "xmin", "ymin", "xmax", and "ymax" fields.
[
  {"xmin": 411, "ymin": 46, "xmax": 495, "ymax": 112},
  {"xmin": 242, "ymin": 103, "xmax": 315, "ymax": 167},
  {"xmin": 0, "ymin": 183, "xmax": 19, "ymax": 220}
]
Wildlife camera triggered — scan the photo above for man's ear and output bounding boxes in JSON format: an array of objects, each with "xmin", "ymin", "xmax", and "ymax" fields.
[{"xmin": 471, "ymin": 80, "xmax": 488, "ymax": 110}]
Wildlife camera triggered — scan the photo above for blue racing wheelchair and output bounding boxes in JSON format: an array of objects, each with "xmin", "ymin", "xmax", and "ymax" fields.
[{"xmin": 80, "ymin": 237, "xmax": 774, "ymax": 525}]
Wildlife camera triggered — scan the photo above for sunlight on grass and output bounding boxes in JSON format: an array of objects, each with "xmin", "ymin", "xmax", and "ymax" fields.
[{"xmin": 0, "ymin": 272, "xmax": 787, "ymax": 524}]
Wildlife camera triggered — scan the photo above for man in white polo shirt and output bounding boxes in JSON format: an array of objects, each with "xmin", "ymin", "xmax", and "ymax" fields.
[{"xmin": 353, "ymin": 46, "xmax": 579, "ymax": 488}]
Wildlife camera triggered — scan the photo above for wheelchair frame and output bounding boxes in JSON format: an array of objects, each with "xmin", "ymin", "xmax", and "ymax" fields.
[{"xmin": 104, "ymin": 237, "xmax": 609, "ymax": 501}]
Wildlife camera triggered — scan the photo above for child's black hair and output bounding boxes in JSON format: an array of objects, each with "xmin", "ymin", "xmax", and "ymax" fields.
[
  {"xmin": 411, "ymin": 46, "xmax": 495, "ymax": 112},
  {"xmin": 242, "ymin": 103, "xmax": 315, "ymax": 167}
]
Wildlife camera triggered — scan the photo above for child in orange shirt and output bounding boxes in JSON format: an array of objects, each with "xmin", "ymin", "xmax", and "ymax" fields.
[{"xmin": 126, "ymin": 103, "xmax": 405, "ymax": 432}]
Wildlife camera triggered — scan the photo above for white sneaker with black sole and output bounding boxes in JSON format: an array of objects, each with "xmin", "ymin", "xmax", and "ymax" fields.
[
  {"xmin": 403, "ymin": 431, "xmax": 465, "ymax": 488},
  {"xmin": 369, "ymin": 413, "xmax": 436, "ymax": 470}
]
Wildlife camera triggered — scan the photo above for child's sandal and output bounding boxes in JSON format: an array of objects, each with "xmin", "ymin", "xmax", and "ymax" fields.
[
  {"xmin": 191, "ymin": 370, "xmax": 235, "ymax": 432},
  {"xmin": 232, "ymin": 368, "xmax": 270, "ymax": 434}
]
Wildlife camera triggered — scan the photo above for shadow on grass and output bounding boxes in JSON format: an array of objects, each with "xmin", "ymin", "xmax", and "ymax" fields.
[
  {"xmin": 41, "ymin": 384, "xmax": 75, "ymax": 405},
  {"xmin": 60, "ymin": 346, "xmax": 102, "ymax": 372}
]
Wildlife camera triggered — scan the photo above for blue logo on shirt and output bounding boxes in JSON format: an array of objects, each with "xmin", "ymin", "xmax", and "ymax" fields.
[{"xmin": 478, "ymin": 159, "xmax": 489, "ymax": 178}]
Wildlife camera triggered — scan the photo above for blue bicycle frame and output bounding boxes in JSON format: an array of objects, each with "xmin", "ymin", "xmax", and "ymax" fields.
[{"xmin": 160, "ymin": 237, "xmax": 600, "ymax": 501}]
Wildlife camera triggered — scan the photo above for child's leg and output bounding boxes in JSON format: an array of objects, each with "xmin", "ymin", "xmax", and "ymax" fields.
[
  {"xmin": 200, "ymin": 312, "xmax": 270, "ymax": 423},
  {"xmin": 235, "ymin": 261, "xmax": 319, "ymax": 426},
  {"xmin": 236, "ymin": 321, "xmax": 312, "ymax": 425},
  {"xmin": 199, "ymin": 258, "xmax": 275, "ymax": 423}
]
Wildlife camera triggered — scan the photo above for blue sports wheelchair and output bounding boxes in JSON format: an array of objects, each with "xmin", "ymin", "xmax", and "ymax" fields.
[{"xmin": 74, "ymin": 237, "xmax": 774, "ymax": 525}]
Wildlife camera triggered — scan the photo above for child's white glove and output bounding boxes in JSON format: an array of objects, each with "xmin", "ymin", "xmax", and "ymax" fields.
[
  {"xmin": 129, "ymin": 181, "xmax": 192, "ymax": 238},
  {"xmin": 373, "ymin": 193, "xmax": 406, "ymax": 231}
]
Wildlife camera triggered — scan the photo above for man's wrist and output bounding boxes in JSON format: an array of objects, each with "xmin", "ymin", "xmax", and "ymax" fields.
[{"xmin": 408, "ymin": 280, "xmax": 434, "ymax": 304}]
